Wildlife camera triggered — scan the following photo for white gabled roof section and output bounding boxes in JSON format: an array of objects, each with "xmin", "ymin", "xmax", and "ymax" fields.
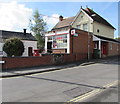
[
  {"xmin": 70, "ymin": 9, "xmax": 81, "ymax": 26},
  {"xmin": 81, "ymin": 9, "xmax": 93, "ymax": 21},
  {"xmin": 71, "ymin": 8, "xmax": 93, "ymax": 26}
]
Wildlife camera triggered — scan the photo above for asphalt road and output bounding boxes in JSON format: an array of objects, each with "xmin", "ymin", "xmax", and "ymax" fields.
[
  {"xmin": 84, "ymin": 85, "xmax": 118, "ymax": 102},
  {"xmin": 2, "ymin": 58, "xmax": 119, "ymax": 103}
]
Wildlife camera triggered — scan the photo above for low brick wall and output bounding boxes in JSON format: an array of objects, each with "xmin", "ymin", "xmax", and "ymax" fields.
[
  {"xmin": 76, "ymin": 53, "xmax": 88, "ymax": 61},
  {"xmin": 2, "ymin": 55, "xmax": 53, "ymax": 69},
  {"xmin": 63, "ymin": 54, "xmax": 76, "ymax": 63},
  {"xmin": 2, "ymin": 53, "xmax": 88, "ymax": 70},
  {"xmin": 63, "ymin": 53, "xmax": 88, "ymax": 63}
]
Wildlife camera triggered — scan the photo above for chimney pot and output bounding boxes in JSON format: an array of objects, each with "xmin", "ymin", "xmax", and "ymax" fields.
[
  {"xmin": 59, "ymin": 15, "xmax": 63, "ymax": 21},
  {"xmin": 23, "ymin": 29, "xmax": 26, "ymax": 35}
]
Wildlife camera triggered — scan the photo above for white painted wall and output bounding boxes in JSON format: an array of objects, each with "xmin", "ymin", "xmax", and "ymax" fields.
[
  {"xmin": 0, "ymin": 43, "xmax": 3, "ymax": 51},
  {"xmin": 67, "ymin": 33, "xmax": 70, "ymax": 53},
  {"xmin": 93, "ymin": 21, "xmax": 114, "ymax": 39},
  {"xmin": 72, "ymin": 10, "xmax": 93, "ymax": 33},
  {"xmin": 22, "ymin": 40, "xmax": 37, "ymax": 56},
  {"xmin": 45, "ymin": 36, "xmax": 48, "ymax": 52},
  {"xmin": 0, "ymin": 42, "xmax": 4, "ymax": 56},
  {"xmin": 72, "ymin": 9, "xmax": 114, "ymax": 39},
  {"xmin": 0, "ymin": 40, "xmax": 37, "ymax": 57}
]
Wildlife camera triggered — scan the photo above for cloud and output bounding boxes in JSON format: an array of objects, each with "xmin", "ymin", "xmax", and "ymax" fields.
[
  {"xmin": 43, "ymin": 14, "xmax": 59, "ymax": 25},
  {"xmin": 0, "ymin": 1, "xmax": 32, "ymax": 32},
  {"xmin": 43, "ymin": 14, "xmax": 59, "ymax": 30}
]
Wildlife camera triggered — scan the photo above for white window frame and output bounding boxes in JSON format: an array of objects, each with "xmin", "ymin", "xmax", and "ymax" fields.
[
  {"xmin": 83, "ymin": 23, "xmax": 88, "ymax": 31},
  {"xmin": 76, "ymin": 25, "xmax": 81, "ymax": 29}
]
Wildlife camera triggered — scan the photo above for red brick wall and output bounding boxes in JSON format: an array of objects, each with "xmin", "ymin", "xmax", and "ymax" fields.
[
  {"xmin": 63, "ymin": 54, "xmax": 76, "ymax": 63},
  {"xmin": 63, "ymin": 53, "xmax": 87, "ymax": 63},
  {"xmin": 2, "ymin": 55, "xmax": 53, "ymax": 69},
  {"xmin": 70, "ymin": 29, "xmax": 94, "ymax": 58},
  {"xmin": 2, "ymin": 53, "xmax": 89, "ymax": 70},
  {"xmin": 76, "ymin": 53, "xmax": 87, "ymax": 61},
  {"xmin": 108, "ymin": 42, "xmax": 120, "ymax": 56}
]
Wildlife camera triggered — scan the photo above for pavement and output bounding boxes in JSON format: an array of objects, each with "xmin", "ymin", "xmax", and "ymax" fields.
[{"xmin": 1, "ymin": 56, "xmax": 119, "ymax": 78}]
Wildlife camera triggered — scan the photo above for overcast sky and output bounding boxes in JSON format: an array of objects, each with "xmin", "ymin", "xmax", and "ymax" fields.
[{"xmin": 0, "ymin": 1, "xmax": 118, "ymax": 38}]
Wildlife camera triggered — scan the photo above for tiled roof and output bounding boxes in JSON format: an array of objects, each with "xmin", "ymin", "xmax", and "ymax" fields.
[
  {"xmin": 82, "ymin": 8, "xmax": 115, "ymax": 29},
  {"xmin": 52, "ymin": 16, "xmax": 75, "ymax": 30},
  {"xmin": 0, "ymin": 30, "xmax": 36, "ymax": 41},
  {"xmin": 52, "ymin": 8, "xmax": 115, "ymax": 30}
]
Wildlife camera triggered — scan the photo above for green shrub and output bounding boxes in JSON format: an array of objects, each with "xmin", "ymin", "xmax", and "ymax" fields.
[{"xmin": 3, "ymin": 38, "xmax": 24, "ymax": 56}]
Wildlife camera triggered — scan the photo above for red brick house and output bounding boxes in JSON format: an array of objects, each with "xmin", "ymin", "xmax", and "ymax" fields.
[{"xmin": 45, "ymin": 7, "xmax": 120, "ymax": 60}]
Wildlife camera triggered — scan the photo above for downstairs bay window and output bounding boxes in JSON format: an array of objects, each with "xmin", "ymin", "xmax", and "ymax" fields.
[
  {"xmin": 46, "ymin": 34, "xmax": 69, "ymax": 54},
  {"xmin": 53, "ymin": 35, "xmax": 67, "ymax": 49}
]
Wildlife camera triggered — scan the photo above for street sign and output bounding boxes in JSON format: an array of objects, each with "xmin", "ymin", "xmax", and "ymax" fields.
[
  {"xmin": 71, "ymin": 30, "xmax": 78, "ymax": 37},
  {"xmin": 71, "ymin": 30, "xmax": 75, "ymax": 35}
]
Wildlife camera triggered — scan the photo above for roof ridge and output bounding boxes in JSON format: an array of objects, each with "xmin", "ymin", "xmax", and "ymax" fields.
[
  {"xmin": 1, "ymin": 30, "xmax": 36, "ymax": 41},
  {"xmin": 52, "ymin": 16, "xmax": 75, "ymax": 30},
  {"xmin": 64, "ymin": 16, "xmax": 75, "ymax": 19},
  {"xmin": 1, "ymin": 30, "xmax": 30, "ymax": 34},
  {"xmin": 82, "ymin": 8, "xmax": 115, "ymax": 29}
]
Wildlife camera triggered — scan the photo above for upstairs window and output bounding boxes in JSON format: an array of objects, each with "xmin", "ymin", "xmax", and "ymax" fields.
[
  {"xmin": 76, "ymin": 25, "xmax": 81, "ymax": 29},
  {"xmin": 83, "ymin": 23, "xmax": 88, "ymax": 31}
]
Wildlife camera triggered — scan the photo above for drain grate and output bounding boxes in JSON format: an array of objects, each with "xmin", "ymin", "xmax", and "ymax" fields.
[{"xmin": 63, "ymin": 86, "xmax": 93, "ymax": 98}]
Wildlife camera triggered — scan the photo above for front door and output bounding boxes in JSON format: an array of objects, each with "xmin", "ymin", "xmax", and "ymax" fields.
[
  {"xmin": 28, "ymin": 47, "xmax": 33, "ymax": 56},
  {"xmin": 102, "ymin": 44, "xmax": 107, "ymax": 55},
  {"xmin": 47, "ymin": 42, "xmax": 52, "ymax": 53}
]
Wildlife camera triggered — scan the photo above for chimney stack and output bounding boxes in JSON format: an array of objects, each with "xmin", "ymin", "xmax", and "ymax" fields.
[
  {"xmin": 23, "ymin": 29, "xmax": 26, "ymax": 35},
  {"xmin": 59, "ymin": 15, "xmax": 63, "ymax": 21}
]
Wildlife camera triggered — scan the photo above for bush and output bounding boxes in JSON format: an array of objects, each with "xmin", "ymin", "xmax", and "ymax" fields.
[{"xmin": 3, "ymin": 38, "xmax": 24, "ymax": 56}]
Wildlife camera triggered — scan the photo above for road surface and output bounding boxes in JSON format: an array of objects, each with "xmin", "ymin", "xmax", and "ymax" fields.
[{"xmin": 2, "ymin": 58, "xmax": 119, "ymax": 103}]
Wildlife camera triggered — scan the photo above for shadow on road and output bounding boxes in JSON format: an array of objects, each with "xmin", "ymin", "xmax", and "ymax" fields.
[
  {"xmin": 24, "ymin": 75, "xmax": 106, "ymax": 89},
  {"xmin": 93, "ymin": 56, "xmax": 120, "ymax": 65}
]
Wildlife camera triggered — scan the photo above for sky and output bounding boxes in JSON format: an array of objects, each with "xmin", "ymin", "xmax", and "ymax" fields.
[{"xmin": 0, "ymin": 1, "xmax": 119, "ymax": 38}]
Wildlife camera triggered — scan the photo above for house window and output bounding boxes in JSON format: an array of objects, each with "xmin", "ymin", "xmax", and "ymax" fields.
[
  {"xmin": 83, "ymin": 23, "xmax": 88, "ymax": 31},
  {"xmin": 76, "ymin": 25, "xmax": 81, "ymax": 29},
  {"xmin": 53, "ymin": 35, "xmax": 67, "ymax": 49}
]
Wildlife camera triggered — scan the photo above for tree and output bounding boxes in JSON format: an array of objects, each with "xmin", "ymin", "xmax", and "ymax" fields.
[
  {"xmin": 3, "ymin": 38, "xmax": 24, "ymax": 57},
  {"xmin": 29, "ymin": 10, "xmax": 47, "ymax": 50},
  {"xmin": 115, "ymin": 37, "xmax": 120, "ymax": 41}
]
